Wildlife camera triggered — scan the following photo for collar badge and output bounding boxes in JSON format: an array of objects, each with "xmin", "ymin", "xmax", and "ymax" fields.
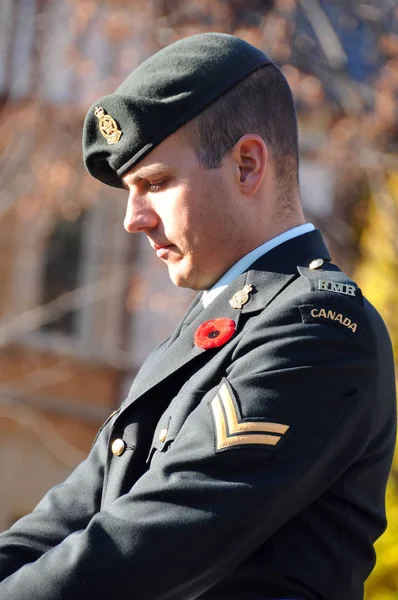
[
  {"xmin": 229, "ymin": 284, "xmax": 254, "ymax": 309},
  {"xmin": 94, "ymin": 106, "xmax": 122, "ymax": 145}
]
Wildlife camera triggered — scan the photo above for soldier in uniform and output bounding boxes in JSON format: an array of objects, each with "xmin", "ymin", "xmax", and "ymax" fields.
[{"xmin": 0, "ymin": 33, "xmax": 395, "ymax": 600}]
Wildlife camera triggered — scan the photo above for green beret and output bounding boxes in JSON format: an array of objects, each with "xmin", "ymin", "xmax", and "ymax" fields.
[{"xmin": 83, "ymin": 32, "xmax": 273, "ymax": 188}]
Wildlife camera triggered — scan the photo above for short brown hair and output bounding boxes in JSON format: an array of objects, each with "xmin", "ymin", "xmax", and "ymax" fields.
[{"xmin": 183, "ymin": 64, "xmax": 299, "ymax": 196}]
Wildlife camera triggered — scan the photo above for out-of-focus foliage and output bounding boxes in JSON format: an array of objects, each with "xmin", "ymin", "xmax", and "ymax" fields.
[
  {"xmin": 355, "ymin": 174, "xmax": 398, "ymax": 357},
  {"xmin": 354, "ymin": 175, "xmax": 398, "ymax": 599}
]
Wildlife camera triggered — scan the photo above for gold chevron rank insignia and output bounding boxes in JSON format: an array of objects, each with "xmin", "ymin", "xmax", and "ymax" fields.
[{"xmin": 210, "ymin": 381, "xmax": 289, "ymax": 452}]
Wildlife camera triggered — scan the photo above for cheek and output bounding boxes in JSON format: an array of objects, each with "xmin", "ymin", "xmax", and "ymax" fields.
[
  {"xmin": 172, "ymin": 187, "xmax": 202, "ymax": 238},
  {"xmin": 155, "ymin": 188, "xmax": 190, "ymax": 232},
  {"xmin": 163, "ymin": 175, "xmax": 230, "ymax": 253},
  {"xmin": 196, "ymin": 188, "xmax": 230, "ymax": 241}
]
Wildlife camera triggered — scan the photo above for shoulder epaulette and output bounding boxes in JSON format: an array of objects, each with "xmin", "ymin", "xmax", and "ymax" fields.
[{"xmin": 297, "ymin": 263, "xmax": 363, "ymax": 306}]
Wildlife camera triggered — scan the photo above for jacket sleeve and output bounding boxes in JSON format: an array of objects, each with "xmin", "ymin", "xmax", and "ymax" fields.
[
  {"xmin": 0, "ymin": 297, "xmax": 379, "ymax": 600},
  {"xmin": 0, "ymin": 411, "xmax": 116, "ymax": 582}
]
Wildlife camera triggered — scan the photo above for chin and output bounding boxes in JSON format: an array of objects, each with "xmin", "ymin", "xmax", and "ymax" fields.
[
  {"xmin": 167, "ymin": 265, "xmax": 202, "ymax": 290},
  {"xmin": 170, "ymin": 275, "xmax": 199, "ymax": 290},
  {"xmin": 168, "ymin": 267, "xmax": 215, "ymax": 291},
  {"xmin": 168, "ymin": 267, "xmax": 190, "ymax": 289}
]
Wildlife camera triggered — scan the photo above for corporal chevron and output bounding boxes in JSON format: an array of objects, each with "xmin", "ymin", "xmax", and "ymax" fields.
[{"xmin": 210, "ymin": 382, "xmax": 290, "ymax": 451}]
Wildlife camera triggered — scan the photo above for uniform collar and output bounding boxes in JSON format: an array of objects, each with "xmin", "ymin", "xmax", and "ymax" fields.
[{"xmin": 202, "ymin": 223, "xmax": 315, "ymax": 308}]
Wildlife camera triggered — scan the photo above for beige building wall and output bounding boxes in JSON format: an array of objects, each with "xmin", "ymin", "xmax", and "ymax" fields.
[{"xmin": 0, "ymin": 419, "xmax": 79, "ymax": 530}]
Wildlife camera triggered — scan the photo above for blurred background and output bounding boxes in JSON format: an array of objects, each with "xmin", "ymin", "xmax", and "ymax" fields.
[{"xmin": 0, "ymin": 0, "xmax": 397, "ymax": 596}]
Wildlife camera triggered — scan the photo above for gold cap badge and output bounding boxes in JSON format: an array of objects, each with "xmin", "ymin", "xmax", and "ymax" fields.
[
  {"xmin": 229, "ymin": 284, "xmax": 254, "ymax": 309},
  {"xmin": 94, "ymin": 106, "xmax": 122, "ymax": 145}
]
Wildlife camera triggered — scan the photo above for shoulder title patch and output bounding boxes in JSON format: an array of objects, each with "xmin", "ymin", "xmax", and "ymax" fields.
[
  {"xmin": 209, "ymin": 380, "xmax": 289, "ymax": 452},
  {"xmin": 311, "ymin": 307, "xmax": 357, "ymax": 332},
  {"xmin": 299, "ymin": 305, "xmax": 358, "ymax": 336}
]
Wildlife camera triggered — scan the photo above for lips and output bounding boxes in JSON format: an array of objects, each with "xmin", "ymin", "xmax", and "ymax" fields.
[
  {"xmin": 152, "ymin": 242, "xmax": 175, "ymax": 258},
  {"xmin": 153, "ymin": 243, "xmax": 171, "ymax": 251}
]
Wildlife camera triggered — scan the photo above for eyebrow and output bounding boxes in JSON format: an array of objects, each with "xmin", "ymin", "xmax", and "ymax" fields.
[{"xmin": 123, "ymin": 163, "xmax": 171, "ymax": 185}]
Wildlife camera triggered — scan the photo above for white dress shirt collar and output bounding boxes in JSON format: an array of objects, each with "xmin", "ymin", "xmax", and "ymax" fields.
[{"xmin": 202, "ymin": 223, "xmax": 315, "ymax": 308}]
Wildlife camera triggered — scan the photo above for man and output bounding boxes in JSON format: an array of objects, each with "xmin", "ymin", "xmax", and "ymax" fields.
[{"xmin": 0, "ymin": 33, "xmax": 395, "ymax": 600}]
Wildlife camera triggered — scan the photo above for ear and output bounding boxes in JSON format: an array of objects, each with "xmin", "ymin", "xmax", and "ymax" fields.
[{"xmin": 231, "ymin": 134, "xmax": 268, "ymax": 195}]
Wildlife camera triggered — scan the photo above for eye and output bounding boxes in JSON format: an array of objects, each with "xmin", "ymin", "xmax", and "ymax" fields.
[{"xmin": 148, "ymin": 179, "xmax": 167, "ymax": 192}]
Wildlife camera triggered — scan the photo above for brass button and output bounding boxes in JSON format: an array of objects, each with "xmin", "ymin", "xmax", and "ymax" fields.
[
  {"xmin": 111, "ymin": 438, "xmax": 126, "ymax": 456},
  {"xmin": 309, "ymin": 258, "xmax": 324, "ymax": 270},
  {"xmin": 159, "ymin": 428, "xmax": 168, "ymax": 443}
]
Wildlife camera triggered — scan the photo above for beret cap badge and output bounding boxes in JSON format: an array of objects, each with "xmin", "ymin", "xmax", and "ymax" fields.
[{"xmin": 94, "ymin": 106, "xmax": 122, "ymax": 145}]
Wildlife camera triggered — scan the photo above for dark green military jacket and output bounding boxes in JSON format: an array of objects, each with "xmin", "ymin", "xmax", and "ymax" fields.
[{"xmin": 0, "ymin": 230, "xmax": 395, "ymax": 600}]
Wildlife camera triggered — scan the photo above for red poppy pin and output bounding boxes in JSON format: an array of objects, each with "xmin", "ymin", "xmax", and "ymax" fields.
[{"xmin": 194, "ymin": 318, "xmax": 236, "ymax": 349}]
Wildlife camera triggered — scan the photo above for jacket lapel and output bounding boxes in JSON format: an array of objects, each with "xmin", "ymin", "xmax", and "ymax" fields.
[
  {"xmin": 126, "ymin": 275, "xmax": 246, "ymax": 402},
  {"xmin": 130, "ymin": 292, "xmax": 203, "ymax": 391},
  {"xmin": 126, "ymin": 229, "xmax": 331, "ymax": 403}
]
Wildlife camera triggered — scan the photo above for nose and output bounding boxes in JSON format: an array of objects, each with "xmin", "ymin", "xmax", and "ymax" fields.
[{"xmin": 124, "ymin": 189, "xmax": 158, "ymax": 233}]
